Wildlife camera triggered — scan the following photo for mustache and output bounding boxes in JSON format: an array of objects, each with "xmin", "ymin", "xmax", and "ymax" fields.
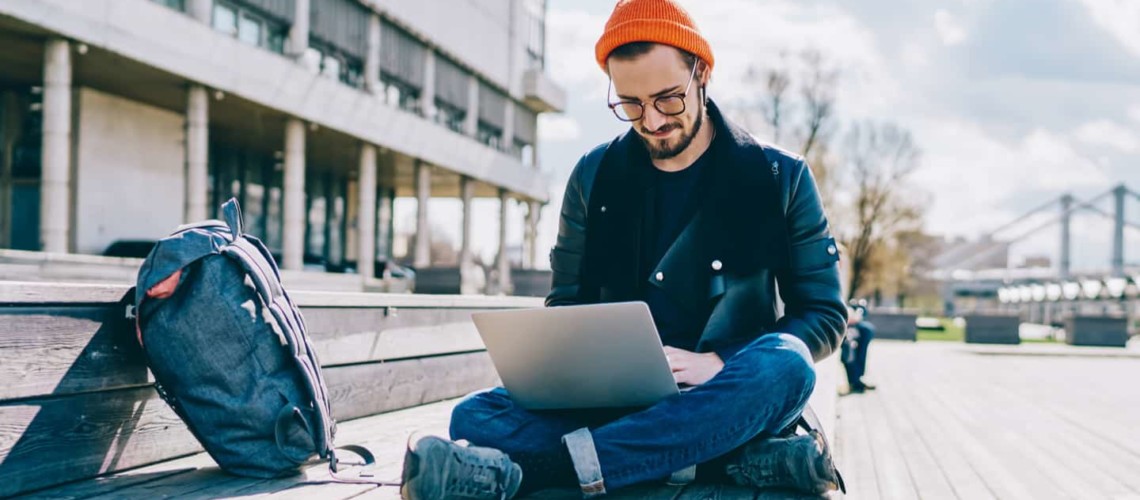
[{"xmin": 642, "ymin": 123, "xmax": 681, "ymax": 135}]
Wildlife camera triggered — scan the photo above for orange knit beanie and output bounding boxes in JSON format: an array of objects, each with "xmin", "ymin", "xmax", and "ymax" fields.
[{"xmin": 595, "ymin": 0, "xmax": 714, "ymax": 72}]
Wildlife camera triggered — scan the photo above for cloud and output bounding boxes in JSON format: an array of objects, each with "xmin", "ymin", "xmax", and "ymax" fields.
[
  {"xmin": 677, "ymin": 0, "xmax": 898, "ymax": 120},
  {"xmin": 538, "ymin": 114, "xmax": 582, "ymax": 142},
  {"xmin": 544, "ymin": 9, "xmax": 610, "ymax": 98},
  {"xmin": 1130, "ymin": 105, "xmax": 1140, "ymax": 124},
  {"xmin": 1072, "ymin": 120, "xmax": 1139, "ymax": 153},
  {"xmin": 934, "ymin": 9, "xmax": 968, "ymax": 46},
  {"xmin": 900, "ymin": 43, "xmax": 930, "ymax": 67},
  {"xmin": 912, "ymin": 120, "xmax": 1112, "ymax": 237},
  {"xmin": 1077, "ymin": 0, "xmax": 1140, "ymax": 57}
]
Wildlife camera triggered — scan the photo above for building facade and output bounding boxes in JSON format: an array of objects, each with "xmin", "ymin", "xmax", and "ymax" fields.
[{"xmin": 0, "ymin": 0, "xmax": 563, "ymax": 291}]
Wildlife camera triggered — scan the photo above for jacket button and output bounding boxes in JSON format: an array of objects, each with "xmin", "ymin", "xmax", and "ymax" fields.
[
  {"xmin": 600, "ymin": 206, "xmax": 607, "ymax": 213},
  {"xmin": 711, "ymin": 259, "xmax": 722, "ymax": 271},
  {"xmin": 827, "ymin": 245, "xmax": 837, "ymax": 255},
  {"xmin": 655, "ymin": 272, "xmax": 664, "ymax": 282}
]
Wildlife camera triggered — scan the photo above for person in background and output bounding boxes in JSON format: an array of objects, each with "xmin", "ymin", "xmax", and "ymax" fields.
[{"xmin": 842, "ymin": 303, "xmax": 876, "ymax": 394}]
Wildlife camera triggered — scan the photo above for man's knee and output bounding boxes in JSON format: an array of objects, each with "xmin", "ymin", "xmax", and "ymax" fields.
[
  {"xmin": 449, "ymin": 387, "xmax": 512, "ymax": 441},
  {"xmin": 737, "ymin": 334, "xmax": 817, "ymax": 404}
]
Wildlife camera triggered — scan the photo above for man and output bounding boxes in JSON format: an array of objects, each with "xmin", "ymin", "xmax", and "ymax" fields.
[
  {"xmin": 842, "ymin": 304, "xmax": 877, "ymax": 394},
  {"xmin": 400, "ymin": 1, "xmax": 846, "ymax": 498}
]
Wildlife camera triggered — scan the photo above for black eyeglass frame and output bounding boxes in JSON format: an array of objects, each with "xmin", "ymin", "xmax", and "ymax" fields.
[{"xmin": 606, "ymin": 61, "xmax": 699, "ymax": 122}]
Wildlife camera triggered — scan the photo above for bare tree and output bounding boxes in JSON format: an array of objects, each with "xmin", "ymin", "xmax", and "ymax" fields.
[
  {"xmin": 795, "ymin": 49, "xmax": 839, "ymax": 160},
  {"xmin": 840, "ymin": 122, "xmax": 924, "ymax": 302},
  {"xmin": 745, "ymin": 51, "xmax": 793, "ymax": 144}
]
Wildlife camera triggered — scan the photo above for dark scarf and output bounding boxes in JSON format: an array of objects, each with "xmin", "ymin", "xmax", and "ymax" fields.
[{"xmin": 578, "ymin": 100, "xmax": 791, "ymax": 303}]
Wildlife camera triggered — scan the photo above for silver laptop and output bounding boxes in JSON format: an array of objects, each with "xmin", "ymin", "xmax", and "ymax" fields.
[{"xmin": 471, "ymin": 301, "xmax": 680, "ymax": 409}]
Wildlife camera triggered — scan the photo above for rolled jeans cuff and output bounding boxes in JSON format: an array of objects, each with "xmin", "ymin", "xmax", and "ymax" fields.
[{"xmin": 561, "ymin": 427, "xmax": 606, "ymax": 498}]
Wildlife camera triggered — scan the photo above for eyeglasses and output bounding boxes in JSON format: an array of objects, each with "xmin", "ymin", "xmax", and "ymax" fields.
[{"xmin": 607, "ymin": 62, "xmax": 698, "ymax": 122}]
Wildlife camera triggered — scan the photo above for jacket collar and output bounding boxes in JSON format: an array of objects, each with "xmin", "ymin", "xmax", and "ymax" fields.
[{"xmin": 581, "ymin": 99, "xmax": 790, "ymax": 301}]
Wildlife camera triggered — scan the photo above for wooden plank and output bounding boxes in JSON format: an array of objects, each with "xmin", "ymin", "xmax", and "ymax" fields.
[
  {"xmin": 0, "ymin": 305, "xmax": 491, "ymax": 402},
  {"xmin": 891, "ymin": 346, "xmax": 1057, "ymax": 500},
  {"xmin": 18, "ymin": 468, "xmax": 197, "ymax": 500},
  {"xmin": 0, "ymin": 306, "xmax": 151, "ymax": 401},
  {"xmin": 943, "ymin": 354, "xmax": 1136, "ymax": 497},
  {"xmin": 858, "ymin": 390, "xmax": 917, "ymax": 500},
  {"xmin": 0, "ymin": 354, "xmax": 496, "ymax": 497},
  {"xmin": 0, "ymin": 387, "xmax": 199, "ymax": 498},
  {"xmin": 303, "ymin": 307, "xmax": 486, "ymax": 366},
  {"xmin": 24, "ymin": 399, "xmax": 460, "ymax": 499},
  {"xmin": 0, "ymin": 281, "xmax": 543, "ymax": 308},
  {"xmin": 870, "ymin": 382, "xmax": 957, "ymax": 499},
  {"xmin": 834, "ymin": 396, "xmax": 874, "ymax": 500},
  {"xmin": 902, "ymin": 373, "xmax": 1037, "ymax": 500},
  {"xmin": 881, "ymin": 378, "xmax": 993, "ymax": 500},
  {"xmin": 325, "ymin": 352, "xmax": 499, "ymax": 422}
]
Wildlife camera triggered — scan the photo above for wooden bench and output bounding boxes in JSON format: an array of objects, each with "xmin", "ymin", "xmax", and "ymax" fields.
[
  {"xmin": 964, "ymin": 313, "xmax": 1022, "ymax": 345},
  {"xmin": 862, "ymin": 312, "xmax": 917, "ymax": 341},
  {"xmin": 1, "ymin": 281, "xmax": 836, "ymax": 499},
  {"xmin": 1065, "ymin": 315, "xmax": 1130, "ymax": 347}
]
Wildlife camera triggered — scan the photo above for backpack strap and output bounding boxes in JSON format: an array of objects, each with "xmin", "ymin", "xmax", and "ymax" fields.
[{"xmin": 220, "ymin": 235, "xmax": 336, "ymax": 459}]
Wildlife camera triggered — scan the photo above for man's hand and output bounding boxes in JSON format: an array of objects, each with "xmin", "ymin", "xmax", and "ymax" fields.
[{"xmin": 664, "ymin": 346, "xmax": 724, "ymax": 386}]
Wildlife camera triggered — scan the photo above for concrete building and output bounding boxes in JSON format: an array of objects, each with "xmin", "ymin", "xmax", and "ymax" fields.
[{"xmin": 0, "ymin": 0, "xmax": 563, "ymax": 292}]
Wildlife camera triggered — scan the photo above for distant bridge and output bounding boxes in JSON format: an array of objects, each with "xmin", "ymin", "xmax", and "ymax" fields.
[{"xmin": 937, "ymin": 184, "xmax": 1140, "ymax": 319}]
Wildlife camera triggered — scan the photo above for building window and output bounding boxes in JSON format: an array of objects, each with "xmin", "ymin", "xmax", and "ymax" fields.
[
  {"xmin": 513, "ymin": 139, "xmax": 535, "ymax": 166},
  {"xmin": 477, "ymin": 122, "xmax": 503, "ymax": 150},
  {"xmin": 305, "ymin": 41, "xmax": 365, "ymax": 89},
  {"xmin": 152, "ymin": 0, "xmax": 185, "ymax": 11},
  {"xmin": 523, "ymin": 0, "xmax": 546, "ymax": 70},
  {"xmin": 435, "ymin": 99, "xmax": 466, "ymax": 134},
  {"xmin": 238, "ymin": 13, "xmax": 262, "ymax": 46},
  {"xmin": 212, "ymin": 1, "xmax": 286, "ymax": 54},
  {"xmin": 380, "ymin": 74, "xmax": 423, "ymax": 115},
  {"xmin": 213, "ymin": 3, "xmax": 237, "ymax": 36}
]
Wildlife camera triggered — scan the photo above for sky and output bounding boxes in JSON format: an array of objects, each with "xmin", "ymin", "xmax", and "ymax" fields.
[{"xmin": 513, "ymin": 0, "xmax": 1140, "ymax": 274}]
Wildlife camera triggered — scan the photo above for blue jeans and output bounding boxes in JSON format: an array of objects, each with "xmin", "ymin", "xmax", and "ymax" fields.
[
  {"xmin": 841, "ymin": 322, "xmax": 874, "ymax": 388},
  {"xmin": 449, "ymin": 333, "xmax": 816, "ymax": 495}
]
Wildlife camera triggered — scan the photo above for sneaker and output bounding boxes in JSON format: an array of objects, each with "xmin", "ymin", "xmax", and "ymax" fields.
[
  {"xmin": 725, "ymin": 430, "xmax": 840, "ymax": 495},
  {"xmin": 400, "ymin": 435, "xmax": 523, "ymax": 500}
]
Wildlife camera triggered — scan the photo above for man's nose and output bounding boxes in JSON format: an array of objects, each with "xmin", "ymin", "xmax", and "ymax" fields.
[{"xmin": 641, "ymin": 105, "xmax": 668, "ymax": 132}]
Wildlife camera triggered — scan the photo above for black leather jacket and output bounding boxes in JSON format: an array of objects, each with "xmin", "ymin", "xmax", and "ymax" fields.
[{"xmin": 547, "ymin": 101, "xmax": 846, "ymax": 362}]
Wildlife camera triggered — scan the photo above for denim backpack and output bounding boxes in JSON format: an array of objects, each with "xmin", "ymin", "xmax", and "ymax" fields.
[{"xmin": 133, "ymin": 198, "xmax": 383, "ymax": 482}]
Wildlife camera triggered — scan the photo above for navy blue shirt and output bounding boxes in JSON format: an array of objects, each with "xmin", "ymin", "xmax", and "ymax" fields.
[{"xmin": 644, "ymin": 152, "xmax": 710, "ymax": 352}]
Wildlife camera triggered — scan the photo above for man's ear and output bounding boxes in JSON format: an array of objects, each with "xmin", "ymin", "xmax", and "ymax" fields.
[{"xmin": 698, "ymin": 61, "xmax": 712, "ymax": 86}]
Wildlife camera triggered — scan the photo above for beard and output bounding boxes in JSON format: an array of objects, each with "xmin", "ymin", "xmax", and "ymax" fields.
[{"xmin": 638, "ymin": 105, "xmax": 704, "ymax": 160}]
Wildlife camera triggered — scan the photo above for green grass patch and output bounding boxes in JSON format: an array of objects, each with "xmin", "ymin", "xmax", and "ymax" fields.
[{"xmin": 916, "ymin": 317, "xmax": 964, "ymax": 342}]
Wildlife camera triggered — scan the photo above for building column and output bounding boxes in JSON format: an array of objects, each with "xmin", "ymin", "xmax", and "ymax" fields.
[
  {"xmin": 414, "ymin": 161, "xmax": 431, "ymax": 268},
  {"xmin": 1113, "ymin": 184, "xmax": 1126, "ymax": 277},
  {"xmin": 187, "ymin": 0, "xmax": 212, "ymax": 24},
  {"xmin": 523, "ymin": 200, "xmax": 541, "ymax": 269},
  {"xmin": 357, "ymin": 144, "xmax": 377, "ymax": 281},
  {"xmin": 283, "ymin": 118, "xmax": 306, "ymax": 270},
  {"xmin": 495, "ymin": 189, "xmax": 512, "ymax": 294},
  {"xmin": 502, "ymin": 101, "xmax": 515, "ymax": 152},
  {"xmin": 1060, "ymin": 194, "xmax": 1073, "ymax": 279},
  {"xmin": 287, "ymin": 0, "xmax": 311, "ymax": 58},
  {"xmin": 465, "ymin": 78, "xmax": 479, "ymax": 136},
  {"xmin": 531, "ymin": 139, "xmax": 540, "ymax": 168},
  {"xmin": 459, "ymin": 176, "xmax": 476, "ymax": 294},
  {"xmin": 365, "ymin": 14, "xmax": 381, "ymax": 94},
  {"xmin": 423, "ymin": 50, "xmax": 437, "ymax": 121},
  {"xmin": 377, "ymin": 186, "xmax": 394, "ymax": 262},
  {"xmin": 40, "ymin": 38, "xmax": 71, "ymax": 254},
  {"xmin": 184, "ymin": 85, "xmax": 209, "ymax": 222}
]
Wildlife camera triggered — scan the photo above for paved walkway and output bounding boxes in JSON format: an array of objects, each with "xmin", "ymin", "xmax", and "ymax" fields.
[{"xmin": 834, "ymin": 340, "xmax": 1140, "ymax": 500}]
